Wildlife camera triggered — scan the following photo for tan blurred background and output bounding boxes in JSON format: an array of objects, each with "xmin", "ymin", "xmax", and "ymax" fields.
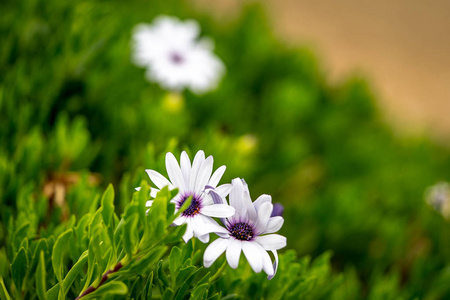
[{"xmin": 193, "ymin": 0, "xmax": 450, "ymax": 142}]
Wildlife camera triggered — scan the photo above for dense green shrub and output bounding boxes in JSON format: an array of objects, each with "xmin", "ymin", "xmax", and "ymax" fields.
[{"xmin": 2, "ymin": 0, "xmax": 450, "ymax": 298}]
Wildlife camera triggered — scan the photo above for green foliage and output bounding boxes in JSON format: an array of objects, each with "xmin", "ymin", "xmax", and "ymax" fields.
[{"xmin": 2, "ymin": 0, "xmax": 450, "ymax": 298}]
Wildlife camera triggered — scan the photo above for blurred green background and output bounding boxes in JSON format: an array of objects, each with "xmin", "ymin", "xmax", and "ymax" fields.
[{"xmin": 2, "ymin": 0, "xmax": 450, "ymax": 298}]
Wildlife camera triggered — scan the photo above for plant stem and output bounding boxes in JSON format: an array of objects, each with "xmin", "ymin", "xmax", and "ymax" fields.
[
  {"xmin": 209, "ymin": 259, "xmax": 228, "ymax": 283},
  {"xmin": 75, "ymin": 261, "xmax": 124, "ymax": 299}
]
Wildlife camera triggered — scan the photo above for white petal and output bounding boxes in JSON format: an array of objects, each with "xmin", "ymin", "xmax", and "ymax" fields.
[
  {"xmin": 180, "ymin": 151, "xmax": 191, "ymax": 184},
  {"xmin": 197, "ymin": 215, "xmax": 229, "ymax": 235},
  {"xmin": 242, "ymin": 241, "xmax": 263, "ymax": 273},
  {"xmin": 215, "ymin": 184, "xmax": 233, "ymax": 199},
  {"xmin": 145, "ymin": 200, "xmax": 154, "ymax": 207},
  {"xmin": 243, "ymin": 191, "xmax": 257, "ymax": 222},
  {"xmin": 226, "ymin": 239, "xmax": 242, "ymax": 269},
  {"xmin": 201, "ymin": 204, "xmax": 235, "ymax": 218},
  {"xmin": 190, "ymin": 215, "xmax": 207, "ymax": 235},
  {"xmin": 172, "ymin": 216, "xmax": 186, "ymax": 226},
  {"xmin": 166, "ymin": 152, "xmax": 185, "ymax": 191},
  {"xmin": 264, "ymin": 217, "xmax": 284, "ymax": 234},
  {"xmin": 189, "ymin": 151, "xmax": 205, "ymax": 191},
  {"xmin": 268, "ymin": 250, "xmax": 279, "ymax": 280},
  {"xmin": 182, "ymin": 219, "xmax": 194, "ymax": 243},
  {"xmin": 197, "ymin": 233, "xmax": 210, "ymax": 243},
  {"xmin": 194, "ymin": 156, "xmax": 214, "ymax": 193},
  {"xmin": 255, "ymin": 202, "xmax": 273, "ymax": 234},
  {"xmin": 261, "ymin": 248, "xmax": 274, "ymax": 277},
  {"xmin": 135, "ymin": 187, "xmax": 141, "ymax": 191},
  {"xmin": 254, "ymin": 194, "xmax": 272, "ymax": 212},
  {"xmin": 145, "ymin": 169, "xmax": 173, "ymax": 189},
  {"xmin": 208, "ymin": 165, "xmax": 226, "ymax": 188},
  {"xmin": 204, "ymin": 238, "xmax": 229, "ymax": 268},
  {"xmin": 230, "ymin": 178, "xmax": 245, "ymax": 217},
  {"xmin": 254, "ymin": 234, "xmax": 287, "ymax": 251},
  {"xmin": 202, "ymin": 194, "xmax": 215, "ymax": 205},
  {"xmin": 150, "ymin": 188, "xmax": 159, "ymax": 198}
]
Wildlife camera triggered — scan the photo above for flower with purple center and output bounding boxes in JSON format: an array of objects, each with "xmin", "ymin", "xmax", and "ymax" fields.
[
  {"xmin": 132, "ymin": 15, "xmax": 225, "ymax": 94},
  {"xmin": 203, "ymin": 178, "xmax": 286, "ymax": 279},
  {"xmin": 139, "ymin": 150, "xmax": 235, "ymax": 243}
]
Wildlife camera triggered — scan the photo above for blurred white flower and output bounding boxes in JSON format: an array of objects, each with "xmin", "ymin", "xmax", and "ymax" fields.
[
  {"xmin": 139, "ymin": 150, "xmax": 234, "ymax": 243},
  {"xmin": 426, "ymin": 182, "xmax": 450, "ymax": 219},
  {"xmin": 132, "ymin": 16, "xmax": 225, "ymax": 94},
  {"xmin": 203, "ymin": 178, "xmax": 286, "ymax": 279}
]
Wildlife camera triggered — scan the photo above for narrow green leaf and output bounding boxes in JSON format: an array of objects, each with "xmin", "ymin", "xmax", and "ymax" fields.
[
  {"xmin": 52, "ymin": 229, "xmax": 72, "ymax": 282},
  {"xmin": 169, "ymin": 246, "xmax": 182, "ymax": 281},
  {"xmin": 156, "ymin": 260, "xmax": 169, "ymax": 289},
  {"xmin": 36, "ymin": 251, "xmax": 47, "ymax": 300},
  {"xmin": 88, "ymin": 210, "xmax": 103, "ymax": 238},
  {"xmin": 74, "ymin": 213, "xmax": 91, "ymax": 245},
  {"xmin": 144, "ymin": 272, "xmax": 153, "ymax": 300},
  {"xmin": 101, "ymin": 184, "xmax": 115, "ymax": 227},
  {"xmin": 196, "ymin": 271, "xmax": 211, "ymax": 287},
  {"xmin": 122, "ymin": 205, "xmax": 139, "ymax": 257},
  {"xmin": 62, "ymin": 250, "xmax": 88, "ymax": 293},
  {"xmin": 45, "ymin": 283, "xmax": 59, "ymax": 300},
  {"xmin": 12, "ymin": 223, "xmax": 30, "ymax": 254},
  {"xmin": 30, "ymin": 239, "xmax": 48, "ymax": 273},
  {"xmin": 136, "ymin": 181, "xmax": 150, "ymax": 227},
  {"xmin": 162, "ymin": 288, "xmax": 174, "ymax": 300},
  {"xmin": 190, "ymin": 283, "xmax": 209, "ymax": 300},
  {"xmin": 0, "ymin": 277, "xmax": 11, "ymax": 300},
  {"xmin": 174, "ymin": 267, "xmax": 202, "ymax": 300},
  {"xmin": 0, "ymin": 249, "xmax": 9, "ymax": 278},
  {"xmin": 82, "ymin": 281, "xmax": 128, "ymax": 299},
  {"xmin": 81, "ymin": 233, "xmax": 98, "ymax": 292},
  {"xmin": 11, "ymin": 247, "xmax": 27, "ymax": 292}
]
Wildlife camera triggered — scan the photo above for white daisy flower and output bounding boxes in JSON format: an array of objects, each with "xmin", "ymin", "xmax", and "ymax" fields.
[
  {"xmin": 141, "ymin": 150, "xmax": 235, "ymax": 243},
  {"xmin": 132, "ymin": 15, "xmax": 225, "ymax": 94},
  {"xmin": 203, "ymin": 178, "xmax": 287, "ymax": 279}
]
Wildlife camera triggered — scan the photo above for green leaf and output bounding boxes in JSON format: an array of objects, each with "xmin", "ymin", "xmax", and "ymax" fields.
[
  {"xmin": 174, "ymin": 267, "xmax": 202, "ymax": 300},
  {"xmin": 0, "ymin": 277, "xmax": 11, "ymax": 300},
  {"xmin": 169, "ymin": 246, "xmax": 182, "ymax": 281},
  {"xmin": 190, "ymin": 283, "xmax": 209, "ymax": 300},
  {"xmin": 136, "ymin": 181, "xmax": 150, "ymax": 227},
  {"xmin": 89, "ymin": 228, "xmax": 106, "ymax": 276},
  {"xmin": 30, "ymin": 239, "xmax": 48, "ymax": 274},
  {"xmin": 81, "ymin": 232, "xmax": 99, "ymax": 292},
  {"xmin": 52, "ymin": 229, "xmax": 72, "ymax": 282},
  {"xmin": 36, "ymin": 251, "xmax": 47, "ymax": 300},
  {"xmin": 101, "ymin": 184, "xmax": 115, "ymax": 227},
  {"xmin": 82, "ymin": 281, "xmax": 128, "ymax": 299},
  {"xmin": 156, "ymin": 260, "xmax": 169, "ymax": 289},
  {"xmin": 88, "ymin": 210, "xmax": 103, "ymax": 238},
  {"xmin": 11, "ymin": 247, "xmax": 27, "ymax": 292},
  {"xmin": 45, "ymin": 283, "xmax": 59, "ymax": 300},
  {"xmin": 62, "ymin": 250, "xmax": 88, "ymax": 293},
  {"xmin": 162, "ymin": 288, "xmax": 174, "ymax": 300},
  {"xmin": 74, "ymin": 213, "xmax": 91, "ymax": 245},
  {"xmin": 144, "ymin": 272, "xmax": 153, "ymax": 300},
  {"xmin": 13, "ymin": 223, "xmax": 30, "ymax": 253},
  {"xmin": 122, "ymin": 204, "xmax": 139, "ymax": 257}
]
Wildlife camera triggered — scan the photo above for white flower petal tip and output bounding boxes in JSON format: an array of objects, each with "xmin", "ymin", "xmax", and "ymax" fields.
[
  {"xmin": 267, "ymin": 250, "xmax": 279, "ymax": 280},
  {"xmin": 132, "ymin": 16, "xmax": 225, "ymax": 94},
  {"xmin": 201, "ymin": 178, "xmax": 286, "ymax": 279},
  {"xmin": 204, "ymin": 238, "xmax": 229, "ymax": 268}
]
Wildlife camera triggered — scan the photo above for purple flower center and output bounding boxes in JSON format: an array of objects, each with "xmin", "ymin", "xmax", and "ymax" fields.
[
  {"xmin": 169, "ymin": 52, "xmax": 184, "ymax": 65},
  {"xmin": 229, "ymin": 222, "xmax": 254, "ymax": 241},
  {"xmin": 177, "ymin": 193, "xmax": 202, "ymax": 217}
]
